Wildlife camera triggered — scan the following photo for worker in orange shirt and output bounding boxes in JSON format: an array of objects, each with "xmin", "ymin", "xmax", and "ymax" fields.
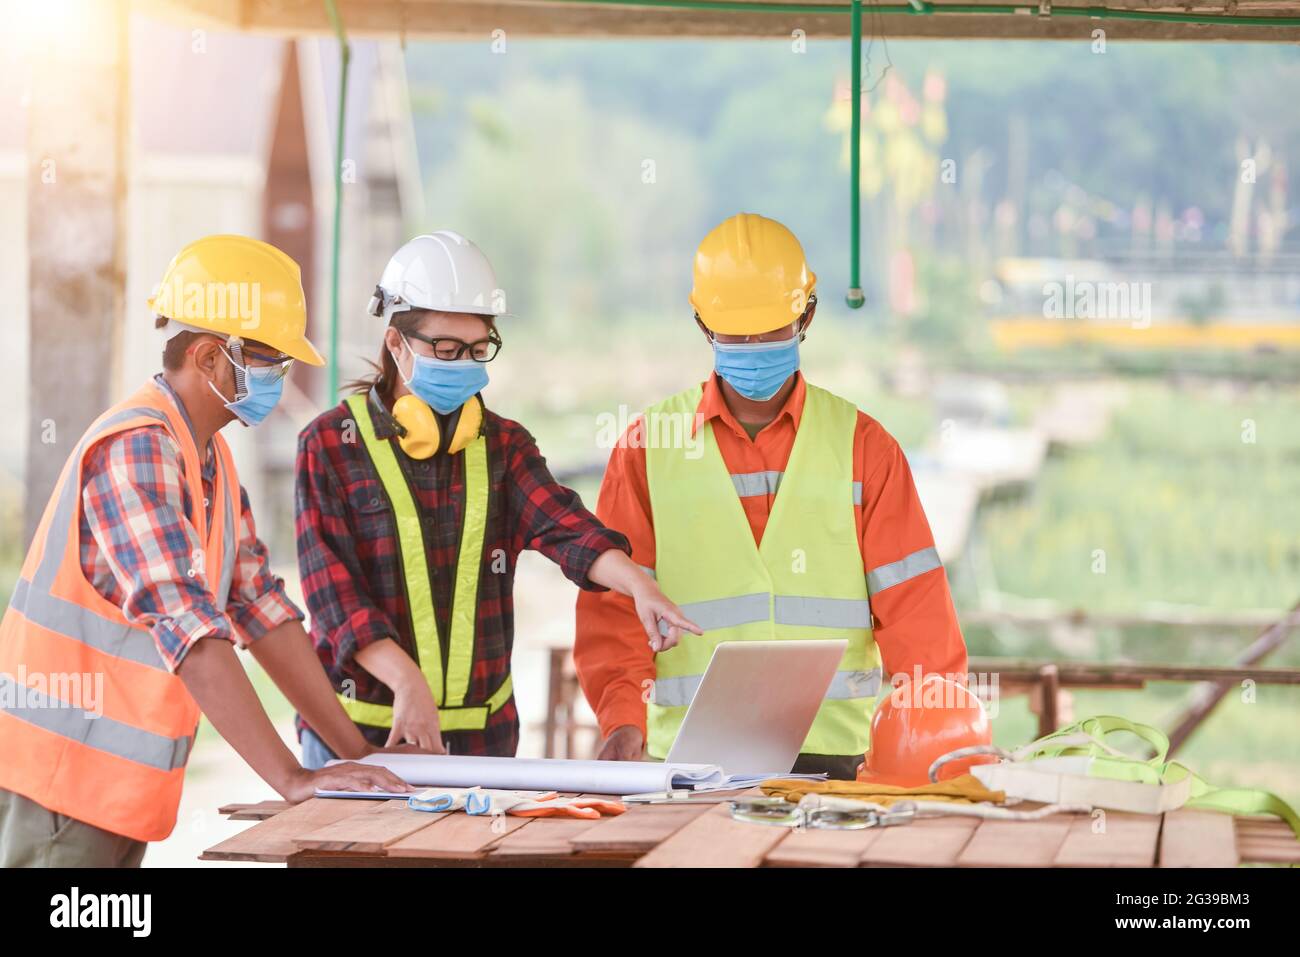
[{"xmin": 574, "ymin": 213, "xmax": 968, "ymax": 779}]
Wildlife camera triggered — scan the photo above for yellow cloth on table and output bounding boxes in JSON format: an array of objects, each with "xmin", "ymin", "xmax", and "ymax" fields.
[{"xmin": 760, "ymin": 773, "xmax": 1006, "ymax": 806}]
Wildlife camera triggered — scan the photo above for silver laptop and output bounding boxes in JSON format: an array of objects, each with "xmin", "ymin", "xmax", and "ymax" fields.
[{"xmin": 664, "ymin": 639, "xmax": 848, "ymax": 775}]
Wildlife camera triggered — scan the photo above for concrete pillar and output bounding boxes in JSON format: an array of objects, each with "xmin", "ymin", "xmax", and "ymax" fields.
[{"xmin": 24, "ymin": 0, "xmax": 130, "ymax": 541}]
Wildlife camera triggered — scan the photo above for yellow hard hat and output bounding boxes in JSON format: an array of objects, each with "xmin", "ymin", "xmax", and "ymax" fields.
[
  {"xmin": 147, "ymin": 234, "xmax": 325, "ymax": 366},
  {"xmin": 688, "ymin": 213, "xmax": 817, "ymax": 336}
]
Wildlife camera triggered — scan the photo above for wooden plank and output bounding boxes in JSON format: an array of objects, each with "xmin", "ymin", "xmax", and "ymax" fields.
[
  {"xmin": 1234, "ymin": 817, "xmax": 1298, "ymax": 838},
  {"xmin": 294, "ymin": 800, "xmax": 443, "ymax": 854},
  {"xmin": 569, "ymin": 803, "xmax": 714, "ymax": 854},
  {"xmin": 957, "ymin": 816, "xmax": 1076, "ymax": 867},
  {"xmin": 490, "ymin": 817, "xmax": 602, "ymax": 860},
  {"xmin": 1234, "ymin": 818, "xmax": 1300, "ymax": 864},
  {"xmin": 386, "ymin": 811, "xmax": 532, "ymax": 859},
  {"xmin": 218, "ymin": 800, "xmax": 291, "ymax": 821},
  {"xmin": 1168, "ymin": 602, "xmax": 1300, "ymax": 753},
  {"xmin": 199, "ymin": 798, "xmax": 372, "ymax": 863},
  {"xmin": 634, "ymin": 803, "xmax": 791, "ymax": 868},
  {"xmin": 286, "ymin": 852, "xmax": 466, "ymax": 868},
  {"xmin": 1052, "ymin": 812, "xmax": 1160, "ymax": 867},
  {"xmin": 1236, "ymin": 840, "xmax": 1300, "ymax": 864},
  {"xmin": 763, "ymin": 825, "xmax": 885, "ymax": 867},
  {"xmin": 1159, "ymin": 809, "xmax": 1240, "ymax": 868},
  {"xmin": 861, "ymin": 817, "xmax": 979, "ymax": 867},
  {"xmin": 142, "ymin": 0, "xmax": 1300, "ymax": 43}
]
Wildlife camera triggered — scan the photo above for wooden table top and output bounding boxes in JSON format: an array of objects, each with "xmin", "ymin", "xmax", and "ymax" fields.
[{"xmin": 202, "ymin": 794, "xmax": 1300, "ymax": 868}]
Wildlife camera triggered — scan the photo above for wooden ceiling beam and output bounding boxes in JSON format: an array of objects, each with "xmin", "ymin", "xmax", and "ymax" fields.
[{"xmin": 137, "ymin": 0, "xmax": 1300, "ymax": 41}]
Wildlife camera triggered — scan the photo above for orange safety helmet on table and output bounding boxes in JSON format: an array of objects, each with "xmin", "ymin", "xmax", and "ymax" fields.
[{"xmin": 857, "ymin": 674, "xmax": 998, "ymax": 788}]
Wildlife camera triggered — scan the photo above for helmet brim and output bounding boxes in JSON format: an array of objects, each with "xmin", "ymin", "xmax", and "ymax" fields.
[
  {"xmin": 690, "ymin": 286, "xmax": 816, "ymax": 337},
  {"xmin": 281, "ymin": 334, "xmax": 326, "ymax": 367},
  {"xmin": 854, "ymin": 767, "xmax": 934, "ymax": 789}
]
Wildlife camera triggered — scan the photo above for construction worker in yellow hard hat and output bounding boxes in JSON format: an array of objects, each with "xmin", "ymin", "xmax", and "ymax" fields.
[
  {"xmin": 575, "ymin": 213, "xmax": 969, "ymax": 779},
  {"xmin": 0, "ymin": 235, "xmax": 413, "ymax": 868}
]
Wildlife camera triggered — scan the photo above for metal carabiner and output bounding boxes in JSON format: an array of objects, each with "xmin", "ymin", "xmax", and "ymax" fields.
[
  {"xmin": 802, "ymin": 796, "xmax": 919, "ymax": 830},
  {"xmin": 728, "ymin": 796, "xmax": 803, "ymax": 827},
  {"xmin": 729, "ymin": 794, "xmax": 922, "ymax": 831}
]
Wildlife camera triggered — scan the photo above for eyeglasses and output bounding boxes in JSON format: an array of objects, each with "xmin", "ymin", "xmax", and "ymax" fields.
[
  {"xmin": 227, "ymin": 338, "xmax": 294, "ymax": 381},
  {"xmin": 728, "ymin": 795, "xmax": 916, "ymax": 831},
  {"xmin": 404, "ymin": 329, "xmax": 502, "ymax": 363}
]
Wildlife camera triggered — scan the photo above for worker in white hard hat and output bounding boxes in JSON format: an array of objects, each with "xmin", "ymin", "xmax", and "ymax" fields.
[{"xmin": 293, "ymin": 232, "xmax": 700, "ymax": 763}]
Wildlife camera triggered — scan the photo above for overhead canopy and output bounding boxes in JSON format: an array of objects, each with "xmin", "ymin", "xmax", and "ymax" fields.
[{"xmin": 143, "ymin": 0, "xmax": 1300, "ymax": 42}]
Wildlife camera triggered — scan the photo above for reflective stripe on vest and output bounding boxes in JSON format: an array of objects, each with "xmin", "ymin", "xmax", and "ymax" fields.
[
  {"xmin": 338, "ymin": 394, "xmax": 510, "ymax": 731},
  {"xmin": 0, "ymin": 674, "xmax": 191, "ymax": 771},
  {"xmin": 0, "ymin": 381, "xmax": 239, "ymax": 842},
  {"xmin": 731, "ymin": 469, "xmax": 783, "ymax": 498},
  {"xmin": 656, "ymin": 593, "xmax": 873, "ymax": 635},
  {"xmin": 340, "ymin": 674, "xmax": 515, "ymax": 733},
  {"xmin": 644, "ymin": 382, "xmax": 882, "ymax": 759}
]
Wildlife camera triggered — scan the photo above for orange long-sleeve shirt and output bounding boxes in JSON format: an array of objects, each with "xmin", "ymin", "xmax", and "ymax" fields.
[{"xmin": 574, "ymin": 371, "xmax": 968, "ymax": 741}]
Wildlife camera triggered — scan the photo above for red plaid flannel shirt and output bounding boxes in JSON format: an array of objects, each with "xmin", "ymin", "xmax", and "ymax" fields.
[
  {"xmin": 79, "ymin": 376, "xmax": 303, "ymax": 673},
  {"xmin": 294, "ymin": 390, "xmax": 630, "ymax": 756}
]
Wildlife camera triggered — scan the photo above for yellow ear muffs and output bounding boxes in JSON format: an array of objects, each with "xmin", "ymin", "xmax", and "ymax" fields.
[
  {"xmin": 392, "ymin": 394, "xmax": 441, "ymax": 460},
  {"xmin": 446, "ymin": 395, "xmax": 484, "ymax": 455},
  {"xmin": 391, "ymin": 394, "xmax": 484, "ymax": 460}
]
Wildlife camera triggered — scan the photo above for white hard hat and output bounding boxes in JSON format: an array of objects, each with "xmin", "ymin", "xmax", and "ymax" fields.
[{"xmin": 368, "ymin": 231, "xmax": 505, "ymax": 321}]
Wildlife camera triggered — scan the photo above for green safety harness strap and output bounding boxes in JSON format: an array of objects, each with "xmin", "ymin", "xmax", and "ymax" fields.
[{"xmin": 1017, "ymin": 715, "xmax": 1300, "ymax": 840}]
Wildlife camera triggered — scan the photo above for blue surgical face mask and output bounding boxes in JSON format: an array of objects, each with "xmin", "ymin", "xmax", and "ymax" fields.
[
  {"xmin": 400, "ymin": 335, "xmax": 490, "ymax": 414},
  {"xmin": 712, "ymin": 335, "xmax": 800, "ymax": 401},
  {"xmin": 210, "ymin": 347, "xmax": 286, "ymax": 427}
]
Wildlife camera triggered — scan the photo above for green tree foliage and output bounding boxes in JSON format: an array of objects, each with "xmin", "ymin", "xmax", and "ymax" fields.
[
  {"xmin": 405, "ymin": 39, "xmax": 1299, "ymax": 322},
  {"xmin": 419, "ymin": 77, "xmax": 707, "ymax": 332}
]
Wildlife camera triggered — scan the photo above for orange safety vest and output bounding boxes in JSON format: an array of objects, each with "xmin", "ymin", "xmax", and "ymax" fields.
[{"xmin": 0, "ymin": 380, "xmax": 240, "ymax": 842}]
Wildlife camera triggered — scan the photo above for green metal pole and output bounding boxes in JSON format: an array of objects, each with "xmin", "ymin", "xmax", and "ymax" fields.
[
  {"xmin": 847, "ymin": 0, "xmax": 864, "ymax": 309},
  {"xmin": 324, "ymin": 0, "xmax": 351, "ymax": 402}
]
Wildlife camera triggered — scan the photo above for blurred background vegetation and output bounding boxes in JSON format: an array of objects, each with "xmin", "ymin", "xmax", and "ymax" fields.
[
  {"xmin": 3, "ymin": 36, "xmax": 1297, "ymax": 860},
  {"xmin": 399, "ymin": 37, "xmax": 1300, "ymax": 802}
]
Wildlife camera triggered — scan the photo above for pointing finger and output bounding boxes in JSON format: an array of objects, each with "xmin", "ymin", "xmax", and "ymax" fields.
[{"xmin": 667, "ymin": 609, "xmax": 702, "ymax": 635}]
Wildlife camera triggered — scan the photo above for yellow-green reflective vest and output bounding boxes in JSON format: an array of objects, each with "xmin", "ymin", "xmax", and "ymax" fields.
[
  {"xmin": 644, "ymin": 382, "xmax": 881, "ymax": 759},
  {"xmin": 335, "ymin": 394, "xmax": 513, "ymax": 732}
]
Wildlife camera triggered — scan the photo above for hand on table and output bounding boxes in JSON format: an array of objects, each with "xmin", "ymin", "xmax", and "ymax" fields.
[
  {"xmin": 384, "ymin": 674, "xmax": 448, "ymax": 754},
  {"xmin": 284, "ymin": 763, "xmax": 413, "ymax": 803},
  {"xmin": 597, "ymin": 725, "xmax": 645, "ymax": 762},
  {"xmin": 370, "ymin": 742, "xmax": 434, "ymax": 755}
]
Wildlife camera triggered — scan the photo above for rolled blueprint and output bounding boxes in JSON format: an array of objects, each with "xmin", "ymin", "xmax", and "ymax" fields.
[{"xmin": 326, "ymin": 753, "xmax": 730, "ymax": 795}]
